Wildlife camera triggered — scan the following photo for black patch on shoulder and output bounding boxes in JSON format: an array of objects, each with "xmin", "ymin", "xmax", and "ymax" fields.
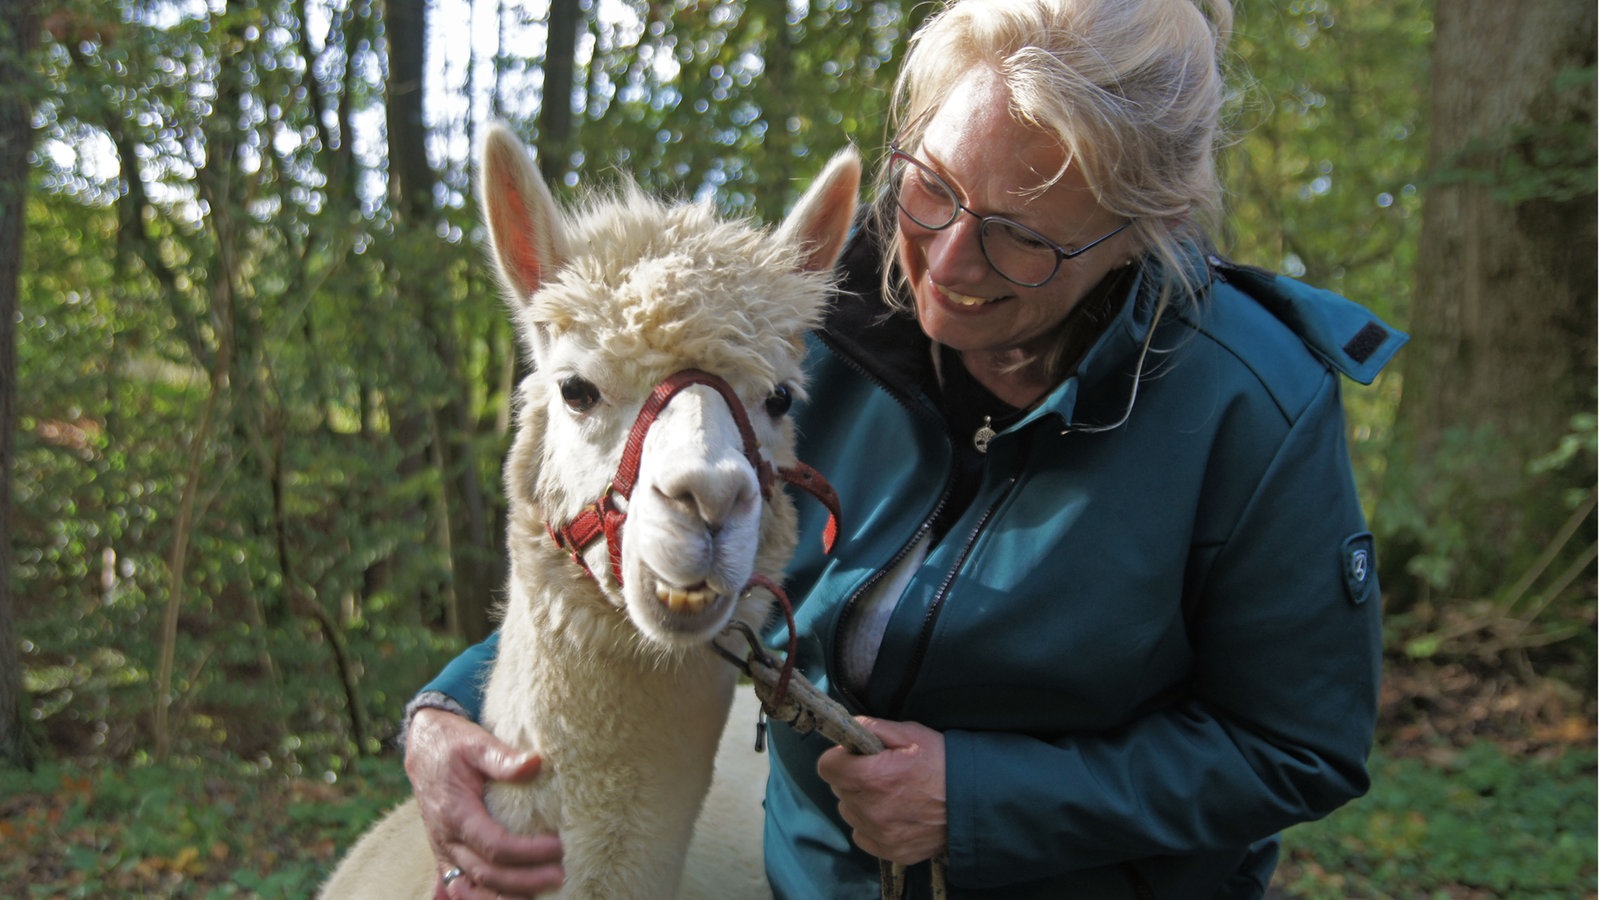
[{"xmin": 1342, "ymin": 322, "xmax": 1388, "ymax": 364}]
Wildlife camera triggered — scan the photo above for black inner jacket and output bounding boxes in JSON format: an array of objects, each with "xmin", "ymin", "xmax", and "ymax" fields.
[{"xmin": 820, "ymin": 215, "xmax": 1136, "ymax": 541}]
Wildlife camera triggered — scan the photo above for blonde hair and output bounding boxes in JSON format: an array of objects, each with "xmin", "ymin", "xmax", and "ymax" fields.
[{"xmin": 879, "ymin": 0, "xmax": 1235, "ymax": 378}]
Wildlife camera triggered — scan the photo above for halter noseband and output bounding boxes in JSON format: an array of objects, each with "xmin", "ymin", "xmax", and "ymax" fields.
[{"xmin": 547, "ymin": 368, "xmax": 840, "ymax": 586}]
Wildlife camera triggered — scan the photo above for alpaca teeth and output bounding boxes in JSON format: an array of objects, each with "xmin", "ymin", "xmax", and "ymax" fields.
[{"xmin": 656, "ymin": 585, "xmax": 714, "ymax": 614}]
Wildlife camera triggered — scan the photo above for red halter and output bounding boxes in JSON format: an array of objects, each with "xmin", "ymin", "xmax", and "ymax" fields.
[{"xmin": 547, "ymin": 368, "xmax": 841, "ymax": 586}]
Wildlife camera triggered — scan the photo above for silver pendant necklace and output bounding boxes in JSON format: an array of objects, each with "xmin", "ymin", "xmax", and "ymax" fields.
[{"xmin": 973, "ymin": 416, "xmax": 997, "ymax": 453}]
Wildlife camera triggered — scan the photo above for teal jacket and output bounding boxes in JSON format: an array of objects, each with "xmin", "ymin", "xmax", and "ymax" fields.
[
  {"xmin": 420, "ymin": 227, "xmax": 1406, "ymax": 899},
  {"xmin": 760, "ymin": 228, "xmax": 1403, "ymax": 899}
]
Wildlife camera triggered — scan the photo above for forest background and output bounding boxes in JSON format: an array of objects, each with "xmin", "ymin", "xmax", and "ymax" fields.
[{"xmin": 0, "ymin": 0, "xmax": 1594, "ymax": 897}]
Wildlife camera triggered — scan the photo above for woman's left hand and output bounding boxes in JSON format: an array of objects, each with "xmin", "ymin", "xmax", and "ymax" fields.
[{"xmin": 816, "ymin": 717, "xmax": 948, "ymax": 866}]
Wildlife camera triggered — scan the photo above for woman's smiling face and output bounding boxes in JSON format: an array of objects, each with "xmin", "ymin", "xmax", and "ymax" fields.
[{"xmin": 896, "ymin": 68, "xmax": 1135, "ymax": 380}]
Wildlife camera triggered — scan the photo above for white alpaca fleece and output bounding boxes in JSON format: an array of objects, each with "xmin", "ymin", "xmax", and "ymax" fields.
[{"xmin": 320, "ymin": 127, "xmax": 861, "ymax": 900}]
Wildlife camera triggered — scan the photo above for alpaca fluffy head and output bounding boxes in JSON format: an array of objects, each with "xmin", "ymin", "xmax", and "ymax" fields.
[{"xmin": 480, "ymin": 125, "xmax": 861, "ymax": 648}]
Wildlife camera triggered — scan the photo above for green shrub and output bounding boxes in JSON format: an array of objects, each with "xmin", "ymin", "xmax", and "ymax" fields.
[{"xmin": 1278, "ymin": 743, "xmax": 1597, "ymax": 898}]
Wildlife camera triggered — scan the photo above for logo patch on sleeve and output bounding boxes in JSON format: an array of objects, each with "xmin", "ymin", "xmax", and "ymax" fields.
[{"xmin": 1342, "ymin": 532, "xmax": 1377, "ymax": 605}]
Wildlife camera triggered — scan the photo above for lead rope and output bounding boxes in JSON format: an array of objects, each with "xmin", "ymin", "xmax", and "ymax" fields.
[{"xmin": 714, "ymin": 580, "xmax": 950, "ymax": 900}]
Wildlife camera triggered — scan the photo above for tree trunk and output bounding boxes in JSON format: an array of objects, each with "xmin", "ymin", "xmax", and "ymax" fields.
[
  {"xmin": 154, "ymin": 369, "xmax": 225, "ymax": 762},
  {"xmin": 386, "ymin": 0, "xmax": 496, "ymax": 640},
  {"xmin": 0, "ymin": 0, "xmax": 39, "ymax": 771},
  {"xmin": 751, "ymin": 0, "xmax": 796, "ymax": 223},
  {"xmin": 537, "ymin": 0, "xmax": 581, "ymax": 183},
  {"xmin": 1382, "ymin": 0, "xmax": 1596, "ymax": 601},
  {"xmin": 385, "ymin": 0, "xmax": 432, "ymax": 217}
]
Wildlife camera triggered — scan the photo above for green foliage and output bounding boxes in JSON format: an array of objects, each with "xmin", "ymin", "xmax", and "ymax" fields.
[
  {"xmin": 0, "ymin": 754, "xmax": 412, "ymax": 897},
  {"xmin": 1278, "ymin": 745, "xmax": 1598, "ymax": 898},
  {"xmin": 3, "ymin": 727, "xmax": 1592, "ymax": 897},
  {"xmin": 1531, "ymin": 412, "xmax": 1600, "ymax": 501},
  {"xmin": 8, "ymin": 4, "xmax": 1596, "ymax": 897},
  {"xmin": 13, "ymin": 0, "xmax": 929, "ymax": 769},
  {"xmin": 1431, "ymin": 66, "xmax": 1598, "ymax": 206},
  {"xmin": 493, "ymin": 0, "xmax": 917, "ymax": 221},
  {"xmin": 1378, "ymin": 424, "xmax": 1520, "ymax": 596},
  {"xmin": 1373, "ymin": 408, "xmax": 1596, "ymax": 680},
  {"xmin": 1224, "ymin": 0, "xmax": 1430, "ymax": 327},
  {"xmin": 1223, "ymin": 2, "xmax": 1430, "ymax": 524}
]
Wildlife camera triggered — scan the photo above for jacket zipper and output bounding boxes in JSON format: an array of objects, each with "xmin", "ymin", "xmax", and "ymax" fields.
[
  {"xmin": 815, "ymin": 332, "xmax": 956, "ymax": 715},
  {"xmin": 886, "ymin": 474, "xmax": 1017, "ymax": 719},
  {"xmin": 831, "ymin": 515, "xmax": 939, "ymax": 713}
]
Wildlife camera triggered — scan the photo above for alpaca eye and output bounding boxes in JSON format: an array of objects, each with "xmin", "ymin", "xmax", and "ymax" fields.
[
  {"xmin": 559, "ymin": 376, "xmax": 601, "ymax": 413},
  {"xmin": 764, "ymin": 383, "xmax": 794, "ymax": 419}
]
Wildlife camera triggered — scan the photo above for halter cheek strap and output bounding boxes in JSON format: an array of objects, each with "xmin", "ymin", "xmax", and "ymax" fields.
[
  {"xmin": 776, "ymin": 460, "xmax": 840, "ymax": 554},
  {"xmin": 548, "ymin": 369, "xmax": 841, "ymax": 585}
]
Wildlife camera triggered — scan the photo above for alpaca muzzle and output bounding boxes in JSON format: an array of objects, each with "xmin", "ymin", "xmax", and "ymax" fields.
[{"xmin": 547, "ymin": 368, "xmax": 841, "ymax": 587}]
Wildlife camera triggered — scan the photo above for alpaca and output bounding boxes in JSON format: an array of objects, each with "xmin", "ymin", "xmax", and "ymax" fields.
[{"xmin": 319, "ymin": 126, "xmax": 860, "ymax": 900}]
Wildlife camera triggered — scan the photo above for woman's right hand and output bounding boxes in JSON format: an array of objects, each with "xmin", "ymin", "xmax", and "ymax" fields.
[{"xmin": 405, "ymin": 707, "xmax": 566, "ymax": 899}]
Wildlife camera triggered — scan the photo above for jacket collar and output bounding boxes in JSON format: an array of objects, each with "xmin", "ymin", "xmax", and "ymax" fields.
[
  {"xmin": 1029, "ymin": 262, "xmax": 1161, "ymax": 433},
  {"xmin": 1037, "ymin": 250, "xmax": 1412, "ymax": 431},
  {"xmin": 818, "ymin": 222, "xmax": 1408, "ymax": 435},
  {"xmin": 817, "ymin": 216, "xmax": 940, "ymax": 413},
  {"xmin": 817, "ymin": 214, "xmax": 1158, "ymax": 430},
  {"xmin": 1206, "ymin": 259, "xmax": 1407, "ymax": 385}
]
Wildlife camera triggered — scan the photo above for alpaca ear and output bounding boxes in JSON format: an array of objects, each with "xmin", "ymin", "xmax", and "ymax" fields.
[
  {"xmin": 479, "ymin": 124, "xmax": 569, "ymax": 306},
  {"xmin": 777, "ymin": 145, "xmax": 862, "ymax": 273}
]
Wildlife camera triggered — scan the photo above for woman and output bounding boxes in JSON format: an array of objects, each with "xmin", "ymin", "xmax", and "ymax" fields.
[{"xmin": 405, "ymin": 0, "xmax": 1406, "ymax": 896}]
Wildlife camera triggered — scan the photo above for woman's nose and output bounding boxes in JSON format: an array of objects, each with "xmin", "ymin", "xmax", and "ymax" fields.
[{"xmin": 923, "ymin": 215, "xmax": 993, "ymax": 286}]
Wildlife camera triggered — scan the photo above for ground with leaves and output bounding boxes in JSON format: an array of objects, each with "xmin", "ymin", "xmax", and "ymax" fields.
[
  {"xmin": 1273, "ymin": 656, "xmax": 1596, "ymax": 899},
  {"xmin": 0, "ymin": 755, "xmax": 407, "ymax": 898}
]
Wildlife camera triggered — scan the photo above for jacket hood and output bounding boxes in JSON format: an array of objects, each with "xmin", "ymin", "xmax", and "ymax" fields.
[
  {"xmin": 819, "ymin": 220, "xmax": 1408, "ymax": 435},
  {"xmin": 1205, "ymin": 259, "xmax": 1408, "ymax": 385},
  {"xmin": 1039, "ymin": 252, "xmax": 1408, "ymax": 433}
]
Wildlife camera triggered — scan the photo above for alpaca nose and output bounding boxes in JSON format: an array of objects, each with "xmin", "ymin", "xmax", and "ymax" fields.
[
  {"xmin": 644, "ymin": 384, "xmax": 763, "ymax": 532},
  {"xmin": 655, "ymin": 459, "xmax": 760, "ymax": 532}
]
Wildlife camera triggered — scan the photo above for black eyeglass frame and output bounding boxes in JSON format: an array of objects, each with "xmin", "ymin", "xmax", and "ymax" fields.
[{"xmin": 889, "ymin": 145, "xmax": 1132, "ymax": 288}]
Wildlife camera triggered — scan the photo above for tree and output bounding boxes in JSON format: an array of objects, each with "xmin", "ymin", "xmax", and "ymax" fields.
[
  {"xmin": 7, "ymin": 0, "xmax": 943, "ymax": 761},
  {"xmin": 537, "ymin": 0, "xmax": 581, "ymax": 183},
  {"xmin": 21, "ymin": 0, "xmax": 464, "ymax": 758},
  {"xmin": 1380, "ymin": 0, "xmax": 1596, "ymax": 613},
  {"xmin": 1222, "ymin": 0, "xmax": 1429, "ymax": 321},
  {"xmin": 386, "ymin": 0, "xmax": 500, "ymax": 642},
  {"xmin": 0, "ymin": 0, "xmax": 40, "ymax": 771}
]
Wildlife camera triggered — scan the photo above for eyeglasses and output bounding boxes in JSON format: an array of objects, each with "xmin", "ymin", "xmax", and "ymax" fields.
[{"xmin": 889, "ymin": 145, "xmax": 1131, "ymax": 288}]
